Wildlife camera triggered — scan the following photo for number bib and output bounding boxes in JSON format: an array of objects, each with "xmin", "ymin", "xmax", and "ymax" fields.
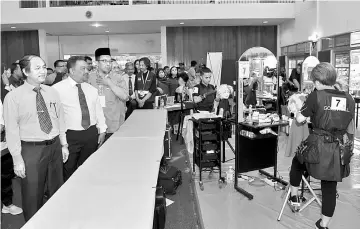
[{"xmin": 330, "ymin": 97, "xmax": 347, "ymax": 111}]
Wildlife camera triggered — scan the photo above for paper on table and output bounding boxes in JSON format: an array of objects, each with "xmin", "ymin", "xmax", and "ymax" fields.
[
  {"xmin": 1, "ymin": 142, "xmax": 7, "ymax": 151},
  {"xmin": 166, "ymin": 198, "xmax": 174, "ymax": 207}
]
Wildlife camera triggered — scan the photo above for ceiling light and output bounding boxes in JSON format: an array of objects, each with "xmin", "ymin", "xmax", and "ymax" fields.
[
  {"xmin": 105, "ymin": 30, "xmax": 110, "ymax": 33},
  {"xmin": 180, "ymin": 22, "xmax": 184, "ymax": 25},
  {"xmin": 10, "ymin": 26, "xmax": 16, "ymax": 29},
  {"xmin": 263, "ymin": 21, "xmax": 268, "ymax": 24},
  {"xmin": 91, "ymin": 23, "xmax": 102, "ymax": 27}
]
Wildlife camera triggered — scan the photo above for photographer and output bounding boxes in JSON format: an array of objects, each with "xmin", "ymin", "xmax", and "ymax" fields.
[{"xmin": 288, "ymin": 63, "xmax": 355, "ymax": 229}]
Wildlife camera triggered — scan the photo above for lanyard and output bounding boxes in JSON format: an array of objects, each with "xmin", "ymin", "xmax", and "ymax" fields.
[{"xmin": 141, "ymin": 71, "xmax": 150, "ymax": 91}]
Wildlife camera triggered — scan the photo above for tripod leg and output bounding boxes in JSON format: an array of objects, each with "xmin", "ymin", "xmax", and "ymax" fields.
[
  {"xmin": 299, "ymin": 197, "xmax": 316, "ymax": 212},
  {"xmin": 277, "ymin": 187, "xmax": 291, "ymax": 221},
  {"xmin": 302, "ymin": 176, "xmax": 322, "ymax": 206}
]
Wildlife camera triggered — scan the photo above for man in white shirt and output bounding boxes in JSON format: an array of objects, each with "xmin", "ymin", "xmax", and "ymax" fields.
[
  {"xmin": 53, "ymin": 56, "xmax": 107, "ymax": 181},
  {"xmin": 122, "ymin": 62, "xmax": 137, "ymax": 119}
]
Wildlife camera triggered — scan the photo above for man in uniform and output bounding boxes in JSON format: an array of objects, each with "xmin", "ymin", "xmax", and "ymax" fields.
[
  {"xmin": 4, "ymin": 55, "xmax": 69, "ymax": 221},
  {"xmin": 88, "ymin": 48, "xmax": 128, "ymax": 141},
  {"xmin": 193, "ymin": 67, "xmax": 216, "ymax": 112}
]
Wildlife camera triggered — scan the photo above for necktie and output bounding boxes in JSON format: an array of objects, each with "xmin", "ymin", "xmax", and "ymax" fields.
[
  {"xmin": 129, "ymin": 76, "xmax": 133, "ymax": 96},
  {"xmin": 33, "ymin": 87, "xmax": 53, "ymax": 134},
  {"xmin": 76, "ymin": 84, "xmax": 91, "ymax": 129}
]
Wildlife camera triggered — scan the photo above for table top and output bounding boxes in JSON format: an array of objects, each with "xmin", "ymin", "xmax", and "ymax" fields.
[
  {"xmin": 239, "ymin": 120, "xmax": 289, "ymax": 129},
  {"xmin": 165, "ymin": 102, "xmax": 195, "ymax": 112},
  {"xmin": 21, "ymin": 109, "xmax": 167, "ymax": 229}
]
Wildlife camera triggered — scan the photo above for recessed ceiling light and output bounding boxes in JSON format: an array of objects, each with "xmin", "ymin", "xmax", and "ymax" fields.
[
  {"xmin": 180, "ymin": 22, "xmax": 184, "ymax": 25},
  {"xmin": 91, "ymin": 23, "xmax": 102, "ymax": 27},
  {"xmin": 10, "ymin": 26, "xmax": 16, "ymax": 29},
  {"xmin": 105, "ymin": 30, "xmax": 110, "ymax": 33},
  {"xmin": 263, "ymin": 21, "xmax": 268, "ymax": 24}
]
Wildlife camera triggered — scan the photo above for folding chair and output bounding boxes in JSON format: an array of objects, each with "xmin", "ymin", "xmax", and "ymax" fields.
[{"xmin": 277, "ymin": 174, "xmax": 322, "ymax": 221}]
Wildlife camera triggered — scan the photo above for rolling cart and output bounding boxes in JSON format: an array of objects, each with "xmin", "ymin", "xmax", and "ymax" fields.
[{"xmin": 192, "ymin": 117, "xmax": 225, "ymax": 191}]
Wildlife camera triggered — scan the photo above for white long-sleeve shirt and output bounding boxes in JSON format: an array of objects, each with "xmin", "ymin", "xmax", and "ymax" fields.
[{"xmin": 52, "ymin": 77, "xmax": 107, "ymax": 133}]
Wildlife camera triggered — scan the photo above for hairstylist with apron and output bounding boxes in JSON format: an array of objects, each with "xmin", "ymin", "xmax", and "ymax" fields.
[
  {"xmin": 288, "ymin": 63, "xmax": 355, "ymax": 229},
  {"xmin": 134, "ymin": 57, "xmax": 157, "ymax": 109}
]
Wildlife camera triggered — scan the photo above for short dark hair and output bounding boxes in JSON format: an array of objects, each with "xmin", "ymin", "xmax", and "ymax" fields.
[
  {"xmin": 163, "ymin": 66, "xmax": 169, "ymax": 70},
  {"xmin": 84, "ymin": 56, "xmax": 92, "ymax": 62},
  {"xmin": 199, "ymin": 67, "xmax": 212, "ymax": 76},
  {"xmin": 54, "ymin": 59, "xmax": 65, "ymax": 68},
  {"xmin": 47, "ymin": 68, "xmax": 54, "ymax": 72},
  {"xmin": 111, "ymin": 58, "xmax": 116, "ymax": 62},
  {"xmin": 310, "ymin": 62, "xmax": 337, "ymax": 86},
  {"xmin": 19, "ymin": 55, "xmax": 42, "ymax": 79},
  {"xmin": 191, "ymin": 61, "xmax": 197, "ymax": 67},
  {"xmin": 178, "ymin": 72, "xmax": 189, "ymax": 82},
  {"xmin": 179, "ymin": 62, "xmax": 185, "ymax": 66},
  {"xmin": 67, "ymin": 56, "xmax": 86, "ymax": 71},
  {"xmin": 139, "ymin": 57, "xmax": 151, "ymax": 70},
  {"xmin": 10, "ymin": 62, "xmax": 19, "ymax": 74}
]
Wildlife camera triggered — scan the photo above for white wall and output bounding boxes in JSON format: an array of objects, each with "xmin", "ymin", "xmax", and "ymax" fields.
[
  {"xmin": 279, "ymin": 0, "xmax": 360, "ymax": 47},
  {"xmin": 46, "ymin": 33, "xmax": 161, "ymax": 67},
  {"xmin": 1, "ymin": 2, "xmax": 295, "ymax": 24},
  {"xmin": 279, "ymin": 0, "xmax": 317, "ymax": 47}
]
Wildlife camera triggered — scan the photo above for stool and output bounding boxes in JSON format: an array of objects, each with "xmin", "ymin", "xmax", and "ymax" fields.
[{"xmin": 277, "ymin": 175, "xmax": 322, "ymax": 221}]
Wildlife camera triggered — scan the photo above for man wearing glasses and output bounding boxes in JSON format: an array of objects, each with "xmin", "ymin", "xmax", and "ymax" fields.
[{"xmin": 88, "ymin": 48, "xmax": 128, "ymax": 142}]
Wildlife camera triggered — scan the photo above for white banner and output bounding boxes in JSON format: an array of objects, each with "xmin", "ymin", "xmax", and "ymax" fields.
[{"xmin": 206, "ymin": 52, "xmax": 223, "ymax": 88}]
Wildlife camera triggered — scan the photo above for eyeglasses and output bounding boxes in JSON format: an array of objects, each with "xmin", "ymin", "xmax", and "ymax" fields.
[{"xmin": 99, "ymin": 60, "xmax": 112, "ymax": 64}]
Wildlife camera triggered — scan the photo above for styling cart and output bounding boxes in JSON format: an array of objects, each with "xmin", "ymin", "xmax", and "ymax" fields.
[{"xmin": 192, "ymin": 117, "xmax": 225, "ymax": 191}]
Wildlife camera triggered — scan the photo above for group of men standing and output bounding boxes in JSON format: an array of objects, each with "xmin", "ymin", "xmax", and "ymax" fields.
[{"xmin": 0, "ymin": 47, "xmax": 139, "ymax": 222}]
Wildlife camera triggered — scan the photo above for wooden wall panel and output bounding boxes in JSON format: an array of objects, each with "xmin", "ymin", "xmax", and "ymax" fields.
[
  {"xmin": 166, "ymin": 26, "xmax": 277, "ymax": 83},
  {"xmin": 1, "ymin": 30, "xmax": 40, "ymax": 73}
]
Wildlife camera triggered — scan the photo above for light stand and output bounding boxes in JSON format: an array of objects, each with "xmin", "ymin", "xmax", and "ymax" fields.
[{"xmin": 233, "ymin": 61, "xmax": 254, "ymax": 200}]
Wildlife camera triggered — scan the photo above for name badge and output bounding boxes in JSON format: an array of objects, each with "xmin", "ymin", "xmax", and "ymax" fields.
[
  {"xmin": 99, "ymin": 95, "xmax": 106, "ymax": 108},
  {"xmin": 193, "ymin": 87, "xmax": 199, "ymax": 94},
  {"xmin": 330, "ymin": 97, "xmax": 346, "ymax": 111}
]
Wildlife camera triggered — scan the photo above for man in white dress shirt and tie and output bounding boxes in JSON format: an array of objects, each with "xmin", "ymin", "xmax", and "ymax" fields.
[
  {"xmin": 122, "ymin": 62, "xmax": 136, "ymax": 119},
  {"xmin": 53, "ymin": 56, "xmax": 107, "ymax": 181}
]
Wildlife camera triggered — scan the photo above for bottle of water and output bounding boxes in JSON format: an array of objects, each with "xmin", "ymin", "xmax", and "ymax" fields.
[
  {"xmin": 160, "ymin": 98, "xmax": 164, "ymax": 109},
  {"xmin": 226, "ymin": 166, "xmax": 234, "ymax": 183},
  {"xmin": 248, "ymin": 105, "xmax": 253, "ymax": 123}
]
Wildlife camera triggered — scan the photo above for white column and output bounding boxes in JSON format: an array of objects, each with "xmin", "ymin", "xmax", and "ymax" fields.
[
  {"xmin": 277, "ymin": 25, "xmax": 281, "ymax": 59},
  {"xmin": 38, "ymin": 29, "xmax": 48, "ymax": 65},
  {"xmin": 161, "ymin": 26, "xmax": 167, "ymax": 67}
]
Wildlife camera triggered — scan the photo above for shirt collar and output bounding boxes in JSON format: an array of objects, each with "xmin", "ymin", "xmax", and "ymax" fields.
[
  {"xmin": 67, "ymin": 76, "xmax": 80, "ymax": 87},
  {"xmin": 24, "ymin": 80, "xmax": 45, "ymax": 91}
]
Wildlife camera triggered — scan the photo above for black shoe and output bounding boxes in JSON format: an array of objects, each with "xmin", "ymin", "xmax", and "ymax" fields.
[
  {"xmin": 315, "ymin": 219, "xmax": 329, "ymax": 229},
  {"xmin": 288, "ymin": 195, "xmax": 300, "ymax": 207}
]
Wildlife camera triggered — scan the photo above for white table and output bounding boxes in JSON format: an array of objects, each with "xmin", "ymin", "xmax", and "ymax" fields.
[{"xmin": 22, "ymin": 110, "xmax": 167, "ymax": 229}]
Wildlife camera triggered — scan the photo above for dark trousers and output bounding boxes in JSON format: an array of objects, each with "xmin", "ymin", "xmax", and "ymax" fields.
[
  {"xmin": 125, "ymin": 99, "xmax": 137, "ymax": 120},
  {"xmin": 1, "ymin": 151, "xmax": 15, "ymax": 207},
  {"xmin": 289, "ymin": 156, "xmax": 338, "ymax": 217},
  {"xmin": 21, "ymin": 137, "xmax": 63, "ymax": 222},
  {"xmin": 138, "ymin": 101, "xmax": 154, "ymax": 109},
  {"xmin": 64, "ymin": 125, "xmax": 98, "ymax": 181},
  {"xmin": 104, "ymin": 133, "xmax": 113, "ymax": 143}
]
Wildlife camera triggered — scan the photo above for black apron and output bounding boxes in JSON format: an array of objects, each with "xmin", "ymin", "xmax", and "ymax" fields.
[{"xmin": 305, "ymin": 89, "xmax": 355, "ymax": 182}]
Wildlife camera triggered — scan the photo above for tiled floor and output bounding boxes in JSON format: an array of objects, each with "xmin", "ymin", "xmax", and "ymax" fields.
[{"xmin": 189, "ymin": 129, "xmax": 360, "ymax": 229}]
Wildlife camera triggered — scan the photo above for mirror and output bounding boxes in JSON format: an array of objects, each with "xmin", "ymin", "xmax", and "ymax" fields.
[
  {"xmin": 237, "ymin": 47, "xmax": 278, "ymax": 122},
  {"xmin": 302, "ymin": 56, "xmax": 320, "ymax": 94}
]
